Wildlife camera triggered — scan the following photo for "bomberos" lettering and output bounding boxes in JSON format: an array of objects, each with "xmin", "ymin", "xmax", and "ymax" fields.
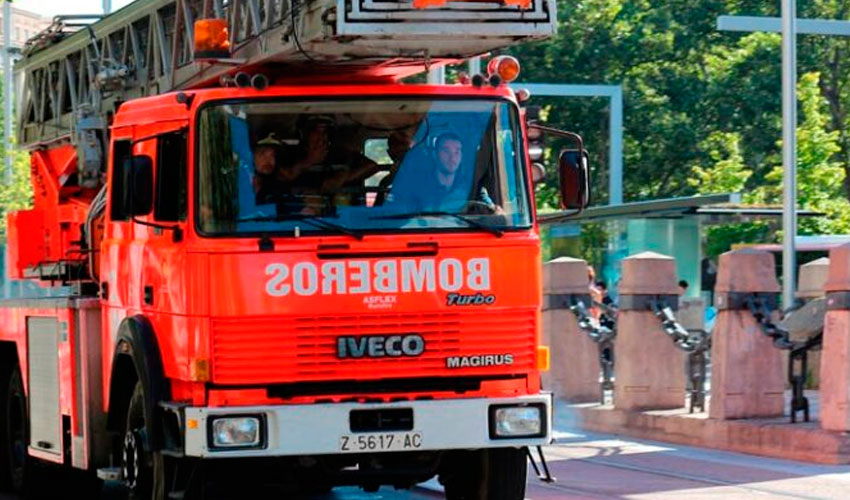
[{"xmin": 265, "ymin": 258, "xmax": 491, "ymax": 297}]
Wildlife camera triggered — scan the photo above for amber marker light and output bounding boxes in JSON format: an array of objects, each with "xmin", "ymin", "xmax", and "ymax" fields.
[
  {"xmin": 487, "ymin": 56, "xmax": 521, "ymax": 84},
  {"xmin": 194, "ymin": 19, "xmax": 231, "ymax": 60},
  {"xmin": 537, "ymin": 346, "xmax": 550, "ymax": 372},
  {"xmin": 412, "ymin": 0, "xmax": 448, "ymax": 8},
  {"xmin": 191, "ymin": 359, "xmax": 210, "ymax": 382}
]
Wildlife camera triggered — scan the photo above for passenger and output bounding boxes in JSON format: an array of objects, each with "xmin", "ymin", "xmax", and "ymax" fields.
[
  {"xmin": 321, "ymin": 130, "xmax": 381, "ymax": 201},
  {"xmin": 252, "ymin": 133, "xmax": 283, "ymax": 204},
  {"xmin": 387, "ymin": 127, "xmax": 417, "ymax": 167},
  {"xmin": 277, "ymin": 116, "xmax": 332, "ymax": 182},
  {"xmin": 235, "ymin": 130, "xmax": 279, "ymax": 221},
  {"xmin": 375, "ymin": 127, "xmax": 418, "ymax": 205},
  {"xmin": 403, "ymin": 132, "xmax": 499, "ymax": 213},
  {"xmin": 271, "ymin": 115, "xmax": 335, "ymax": 214}
]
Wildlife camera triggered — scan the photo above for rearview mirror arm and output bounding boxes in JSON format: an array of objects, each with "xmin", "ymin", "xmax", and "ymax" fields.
[
  {"xmin": 528, "ymin": 124, "xmax": 588, "ymax": 218},
  {"xmin": 528, "ymin": 124, "xmax": 585, "ymax": 155}
]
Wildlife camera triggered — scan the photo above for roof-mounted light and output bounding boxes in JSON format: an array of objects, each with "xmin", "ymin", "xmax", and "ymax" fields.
[
  {"xmin": 487, "ymin": 56, "xmax": 521, "ymax": 84},
  {"xmin": 413, "ymin": 0, "xmax": 531, "ymax": 9},
  {"xmin": 194, "ymin": 19, "xmax": 231, "ymax": 60}
]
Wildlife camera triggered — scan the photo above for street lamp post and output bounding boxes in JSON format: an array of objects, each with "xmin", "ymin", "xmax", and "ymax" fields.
[
  {"xmin": 781, "ymin": 0, "xmax": 797, "ymax": 309},
  {"xmin": 3, "ymin": 0, "xmax": 11, "ymax": 186},
  {"xmin": 718, "ymin": 6, "xmax": 803, "ymax": 307}
]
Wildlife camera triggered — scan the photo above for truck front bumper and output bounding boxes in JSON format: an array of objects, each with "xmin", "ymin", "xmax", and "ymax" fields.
[{"xmin": 183, "ymin": 393, "xmax": 552, "ymax": 458}]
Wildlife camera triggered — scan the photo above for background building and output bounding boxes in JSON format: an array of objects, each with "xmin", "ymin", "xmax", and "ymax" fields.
[{"xmin": 0, "ymin": 6, "xmax": 51, "ymax": 62}]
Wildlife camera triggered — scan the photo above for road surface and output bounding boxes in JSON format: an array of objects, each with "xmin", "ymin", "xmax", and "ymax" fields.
[{"xmin": 3, "ymin": 405, "xmax": 850, "ymax": 499}]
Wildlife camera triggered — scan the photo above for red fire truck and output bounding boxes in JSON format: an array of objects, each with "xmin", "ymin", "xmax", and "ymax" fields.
[{"xmin": 0, "ymin": 0, "xmax": 587, "ymax": 498}]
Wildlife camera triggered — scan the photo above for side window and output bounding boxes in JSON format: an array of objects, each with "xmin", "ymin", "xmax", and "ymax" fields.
[
  {"xmin": 110, "ymin": 140, "xmax": 132, "ymax": 221},
  {"xmin": 363, "ymin": 137, "xmax": 392, "ymax": 166},
  {"xmin": 155, "ymin": 131, "xmax": 188, "ymax": 222}
]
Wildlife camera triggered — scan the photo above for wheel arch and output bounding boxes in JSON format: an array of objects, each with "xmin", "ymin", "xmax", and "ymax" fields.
[{"xmin": 106, "ymin": 315, "xmax": 169, "ymax": 451}]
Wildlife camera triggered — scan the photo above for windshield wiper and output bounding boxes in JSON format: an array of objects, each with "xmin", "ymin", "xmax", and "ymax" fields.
[
  {"xmin": 371, "ymin": 211, "xmax": 504, "ymax": 237},
  {"xmin": 238, "ymin": 213, "xmax": 364, "ymax": 240}
]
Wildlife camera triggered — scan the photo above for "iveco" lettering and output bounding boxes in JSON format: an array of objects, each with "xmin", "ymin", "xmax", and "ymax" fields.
[
  {"xmin": 337, "ymin": 335, "xmax": 426, "ymax": 359},
  {"xmin": 265, "ymin": 258, "xmax": 491, "ymax": 297}
]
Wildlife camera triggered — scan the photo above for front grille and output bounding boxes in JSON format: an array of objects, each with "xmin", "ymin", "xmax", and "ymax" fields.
[
  {"xmin": 265, "ymin": 374, "xmax": 525, "ymax": 399},
  {"xmin": 211, "ymin": 308, "xmax": 537, "ymax": 385}
]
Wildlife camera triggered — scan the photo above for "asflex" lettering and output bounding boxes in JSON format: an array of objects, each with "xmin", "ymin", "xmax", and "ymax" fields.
[{"xmin": 337, "ymin": 334, "xmax": 426, "ymax": 359}]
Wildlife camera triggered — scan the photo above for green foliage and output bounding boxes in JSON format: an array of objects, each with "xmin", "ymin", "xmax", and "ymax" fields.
[
  {"xmin": 509, "ymin": 0, "xmax": 850, "ymax": 255},
  {"xmin": 689, "ymin": 132, "xmax": 750, "ymax": 194},
  {"xmin": 704, "ymin": 221, "xmax": 772, "ymax": 259},
  {"xmin": 754, "ymin": 72, "xmax": 850, "ymax": 235},
  {"xmin": 695, "ymin": 72, "xmax": 850, "ymax": 255},
  {"xmin": 0, "ymin": 75, "xmax": 32, "ymax": 241},
  {"xmin": 579, "ymin": 222, "xmax": 608, "ymax": 265},
  {"xmin": 0, "ymin": 150, "xmax": 32, "ymax": 240}
]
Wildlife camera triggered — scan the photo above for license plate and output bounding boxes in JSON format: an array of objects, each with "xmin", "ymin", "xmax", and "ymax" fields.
[{"xmin": 339, "ymin": 432, "xmax": 423, "ymax": 453}]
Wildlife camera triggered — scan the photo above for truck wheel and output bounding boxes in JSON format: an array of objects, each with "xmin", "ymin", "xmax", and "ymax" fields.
[
  {"xmin": 1, "ymin": 365, "xmax": 30, "ymax": 494},
  {"xmin": 122, "ymin": 382, "xmax": 172, "ymax": 500},
  {"xmin": 442, "ymin": 448, "xmax": 528, "ymax": 500}
]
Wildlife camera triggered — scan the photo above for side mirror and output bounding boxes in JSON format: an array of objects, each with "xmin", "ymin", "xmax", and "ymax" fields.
[
  {"xmin": 129, "ymin": 155, "xmax": 153, "ymax": 216},
  {"xmin": 531, "ymin": 162, "xmax": 546, "ymax": 185},
  {"xmin": 558, "ymin": 149, "xmax": 590, "ymax": 209}
]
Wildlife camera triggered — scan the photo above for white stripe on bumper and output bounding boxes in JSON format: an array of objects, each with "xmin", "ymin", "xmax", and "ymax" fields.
[{"xmin": 184, "ymin": 393, "xmax": 552, "ymax": 458}]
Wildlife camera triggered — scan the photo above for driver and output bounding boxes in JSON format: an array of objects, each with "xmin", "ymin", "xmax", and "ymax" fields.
[{"xmin": 404, "ymin": 132, "xmax": 499, "ymax": 213}]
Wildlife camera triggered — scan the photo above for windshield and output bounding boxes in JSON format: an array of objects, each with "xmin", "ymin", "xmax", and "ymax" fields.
[{"xmin": 196, "ymin": 98, "xmax": 531, "ymax": 236}]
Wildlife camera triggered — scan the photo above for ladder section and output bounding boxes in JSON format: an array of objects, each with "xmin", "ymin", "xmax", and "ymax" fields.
[{"xmin": 16, "ymin": 0, "xmax": 555, "ymax": 147}]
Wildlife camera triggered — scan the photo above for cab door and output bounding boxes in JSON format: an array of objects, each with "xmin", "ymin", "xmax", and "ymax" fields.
[{"xmin": 134, "ymin": 130, "xmax": 192, "ymax": 376}]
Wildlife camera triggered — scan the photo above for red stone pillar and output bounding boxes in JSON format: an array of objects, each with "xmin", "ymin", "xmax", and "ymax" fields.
[
  {"xmin": 783, "ymin": 257, "xmax": 829, "ymax": 388},
  {"xmin": 614, "ymin": 252, "xmax": 685, "ymax": 411},
  {"xmin": 542, "ymin": 257, "xmax": 599, "ymax": 402},
  {"xmin": 710, "ymin": 249, "xmax": 784, "ymax": 420},
  {"xmin": 821, "ymin": 244, "xmax": 850, "ymax": 431}
]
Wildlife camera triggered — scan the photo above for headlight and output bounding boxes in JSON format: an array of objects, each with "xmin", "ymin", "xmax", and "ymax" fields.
[
  {"xmin": 490, "ymin": 405, "xmax": 544, "ymax": 438},
  {"xmin": 209, "ymin": 415, "xmax": 263, "ymax": 449}
]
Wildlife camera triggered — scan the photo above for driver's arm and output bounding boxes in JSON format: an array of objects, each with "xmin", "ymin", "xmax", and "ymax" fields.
[{"xmin": 475, "ymin": 186, "xmax": 505, "ymax": 214}]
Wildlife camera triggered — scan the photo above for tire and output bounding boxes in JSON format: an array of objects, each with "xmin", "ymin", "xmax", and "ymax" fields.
[
  {"xmin": 0, "ymin": 364, "xmax": 30, "ymax": 495},
  {"xmin": 442, "ymin": 448, "xmax": 527, "ymax": 500},
  {"xmin": 0, "ymin": 364, "xmax": 61, "ymax": 499},
  {"xmin": 0, "ymin": 362, "xmax": 12, "ymax": 491},
  {"xmin": 122, "ymin": 382, "xmax": 173, "ymax": 500}
]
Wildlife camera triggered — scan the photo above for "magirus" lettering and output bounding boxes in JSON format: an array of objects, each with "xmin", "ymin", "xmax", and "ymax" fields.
[
  {"xmin": 337, "ymin": 334, "xmax": 426, "ymax": 359},
  {"xmin": 445, "ymin": 354, "xmax": 514, "ymax": 369}
]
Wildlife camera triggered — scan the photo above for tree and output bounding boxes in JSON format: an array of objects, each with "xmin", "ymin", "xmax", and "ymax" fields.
[
  {"xmin": 0, "ymin": 150, "xmax": 33, "ymax": 240},
  {"xmin": 692, "ymin": 72, "xmax": 850, "ymax": 256},
  {"xmin": 507, "ymin": 0, "xmax": 782, "ymax": 206},
  {"xmin": 0, "ymin": 78, "xmax": 32, "ymax": 240}
]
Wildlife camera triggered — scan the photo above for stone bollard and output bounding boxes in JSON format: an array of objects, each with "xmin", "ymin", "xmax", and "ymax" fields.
[
  {"xmin": 614, "ymin": 252, "xmax": 685, "ymax": 411},
  {"xmin": 821, "ymin": 245, "xmax": 850, "ymax": 431},
  {"xmin": 542, "ymin": 257, "xmax": 600, "ymax": 402},
  {"xmin": 710, "ymin": 249, "xmax": 784, "ymax": 420},
  {"xmin": 799, "ymin": 257, "xmax": 830, "ymax": 299},
  {"xmin": 782, "ymin": 257, "xmax": 829, "ymax": 389}
]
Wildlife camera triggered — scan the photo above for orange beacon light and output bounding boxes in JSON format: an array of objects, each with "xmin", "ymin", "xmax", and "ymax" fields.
[{"xmin": 194, "ymin": 19, "xmax": 231, "ymax": 60}]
